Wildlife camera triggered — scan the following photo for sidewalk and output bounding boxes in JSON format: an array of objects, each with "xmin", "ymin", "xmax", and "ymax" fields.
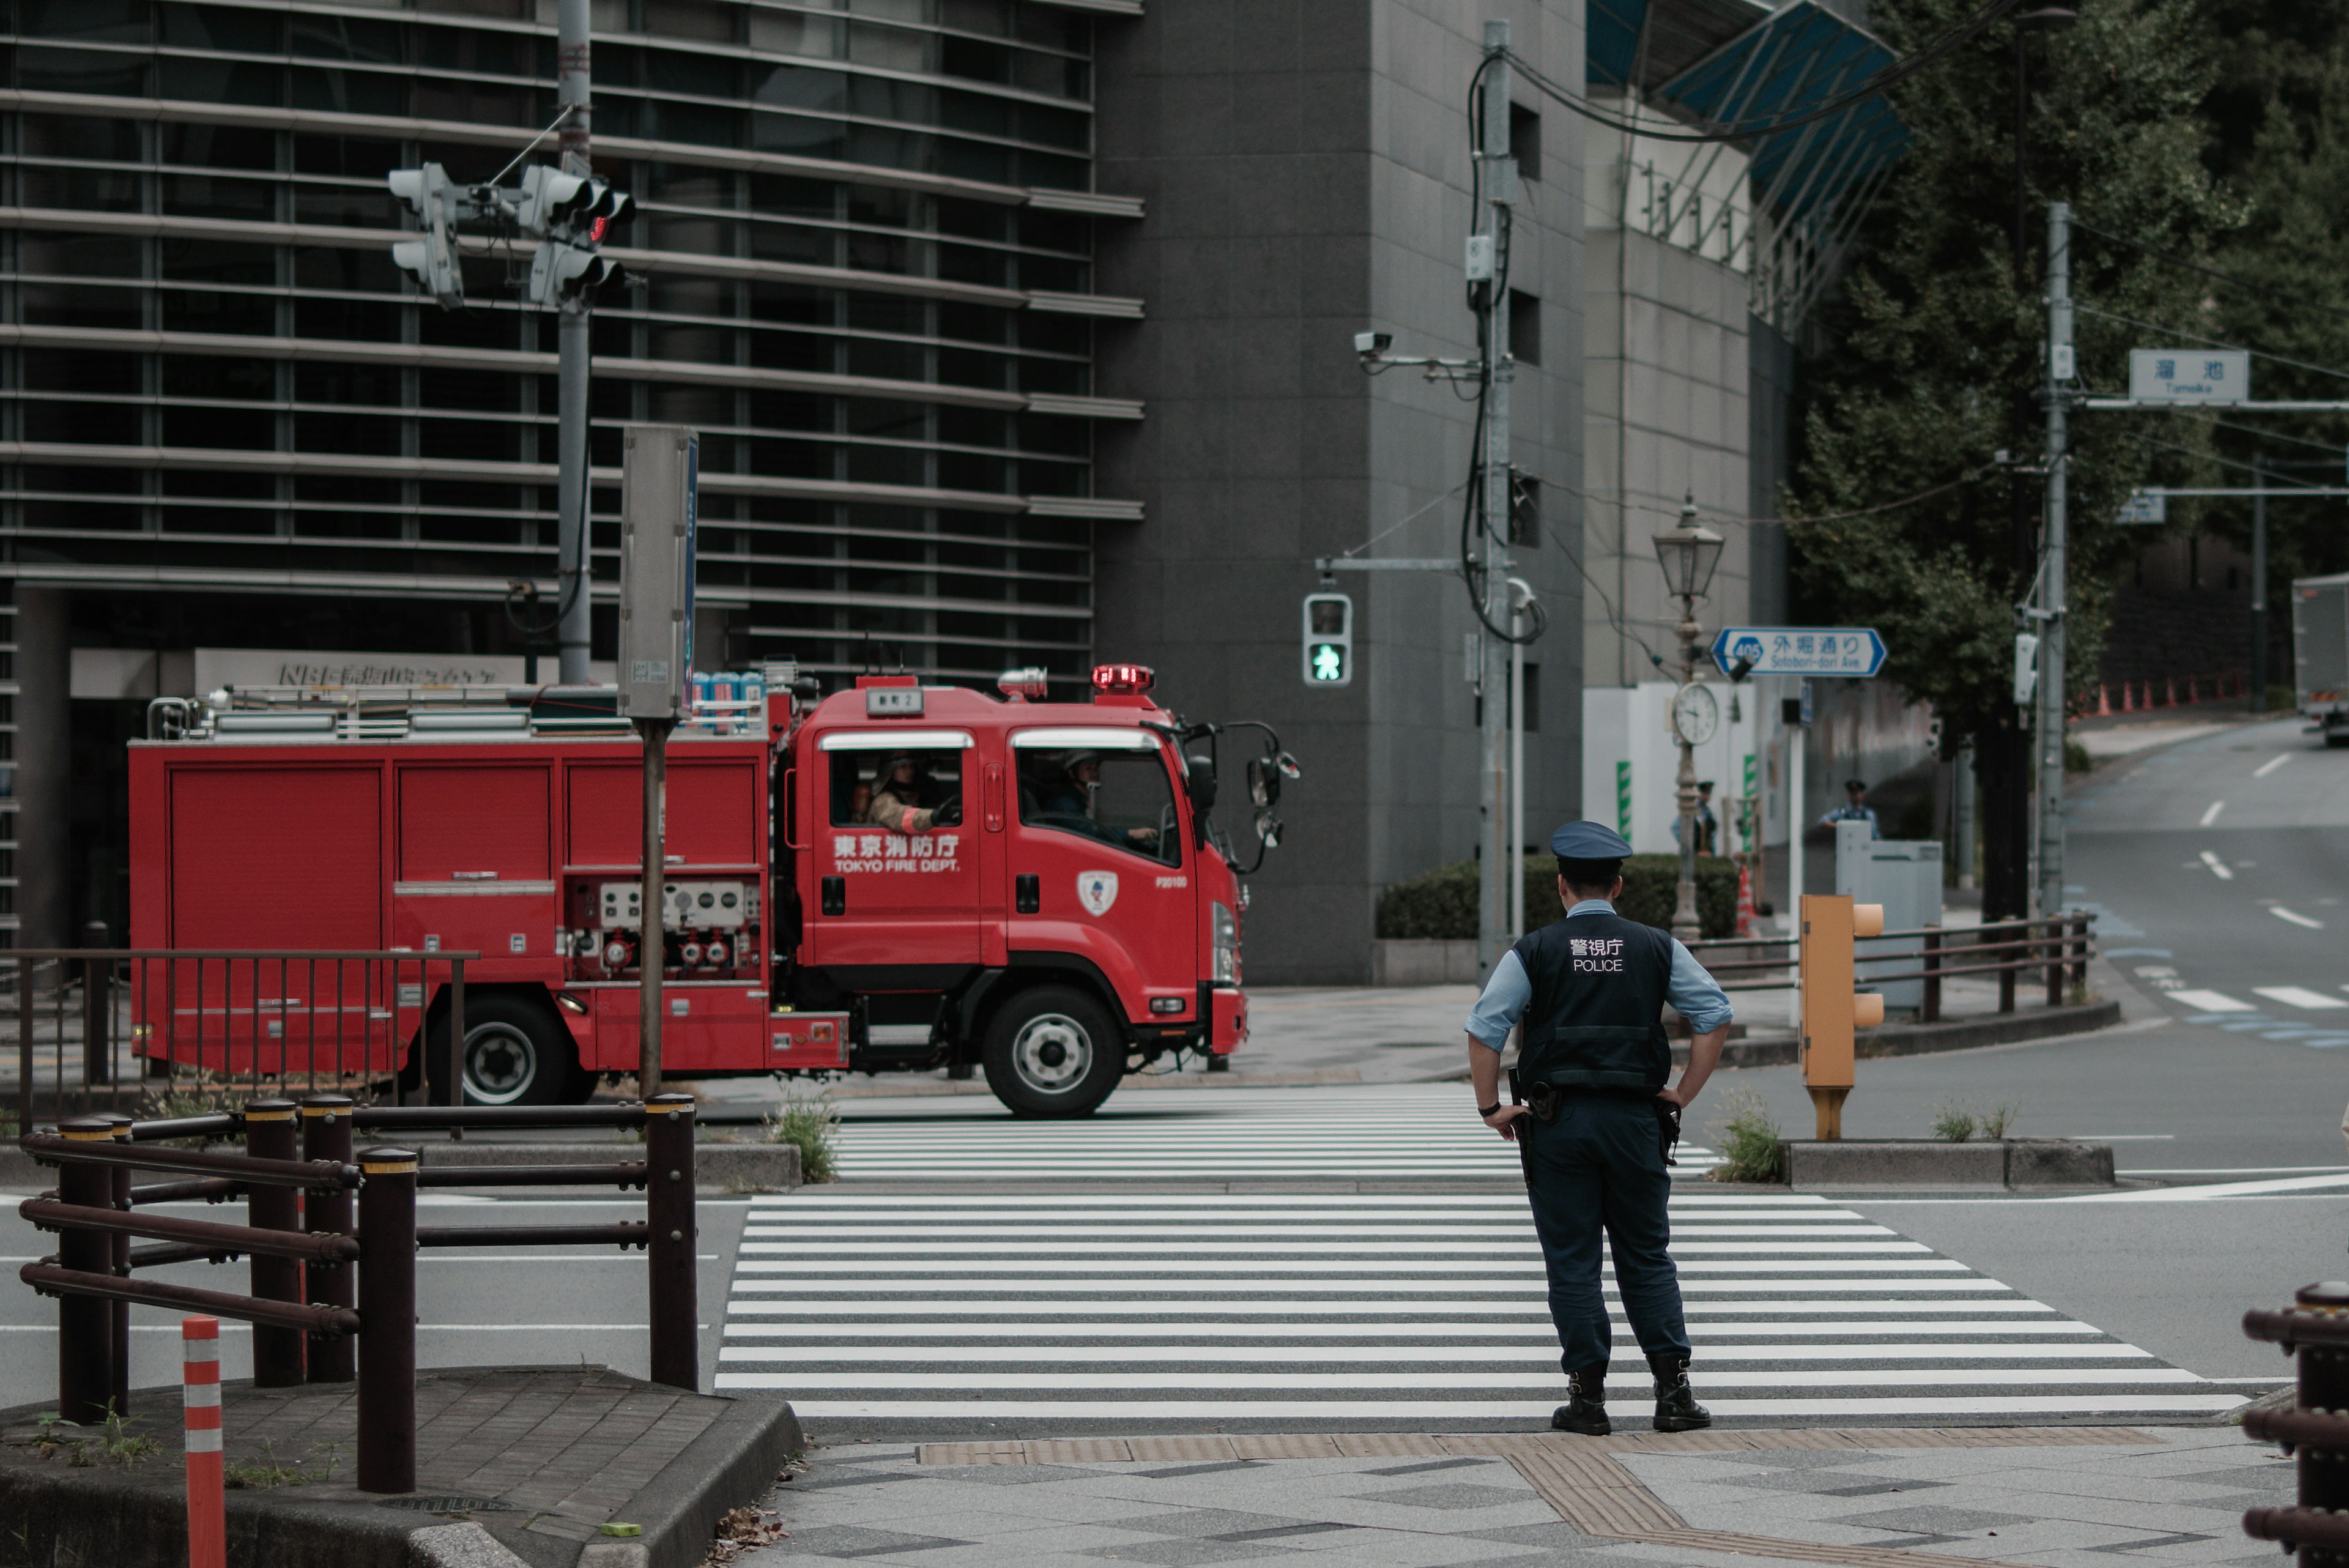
[{"xmin": 729, "ymin": 1423, "xmax": 2280, "ymax": 1568}]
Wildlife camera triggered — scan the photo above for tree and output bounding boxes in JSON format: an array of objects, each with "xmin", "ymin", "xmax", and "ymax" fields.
[{"xmin": 1784, "ymin": 0, "xmax": 2235, "ymax": 918}]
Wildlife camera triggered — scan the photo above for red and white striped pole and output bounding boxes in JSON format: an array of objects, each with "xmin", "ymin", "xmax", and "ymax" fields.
[{"xmin": 183, "ymin": 1317, "xmax": 225, "ymax": 1568}]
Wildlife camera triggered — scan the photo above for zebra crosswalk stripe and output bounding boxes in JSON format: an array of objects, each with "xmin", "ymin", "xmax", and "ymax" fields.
[{"xmin": 715, "ymin": 1191, "xmax": 2243, "ymax": 1424}]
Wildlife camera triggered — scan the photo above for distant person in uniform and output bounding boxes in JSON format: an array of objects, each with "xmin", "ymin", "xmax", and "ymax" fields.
[
  {"xmin": 1672, "ymin": 781, "xmax": 1720, "ymax": 855},
  {"xmin": 1464, "ymin": 821, "xmax": 1734, "ymax": 1435},
  {"xmin": 1819, "ymin": 778, "xmax": 1880, "ymax": 839}
]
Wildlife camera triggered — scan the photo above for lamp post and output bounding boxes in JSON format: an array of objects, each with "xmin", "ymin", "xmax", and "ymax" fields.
[{"xmin": 1654, "ymin": 503, "xmax": 1726, "ymax": 943}]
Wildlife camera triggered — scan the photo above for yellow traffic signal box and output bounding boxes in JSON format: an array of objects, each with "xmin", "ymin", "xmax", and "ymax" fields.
[{"xmin": 1799, "ymin": 893, "xmax": 1885, "ymax": 1140}]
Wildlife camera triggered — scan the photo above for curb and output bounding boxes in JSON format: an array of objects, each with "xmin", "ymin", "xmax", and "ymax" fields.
[
  {"xmin": 0, "ymin": 1373, "xmax": 803, "ymax": 1568},
  {"xmin": 1783, "ymin": 1137, "xmax": 2116, "ymax": 1188}
]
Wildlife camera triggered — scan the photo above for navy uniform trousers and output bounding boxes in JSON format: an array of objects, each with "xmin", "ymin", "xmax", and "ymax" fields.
[{"xmin": 1518, "ymin": 1093, "xmax": 1692, "ymax": 1374}]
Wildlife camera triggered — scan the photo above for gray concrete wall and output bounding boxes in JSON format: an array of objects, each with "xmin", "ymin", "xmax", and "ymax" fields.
[{"xmin": 1093, "ymin": 1, "xmax": 1586, "ymax": 984}]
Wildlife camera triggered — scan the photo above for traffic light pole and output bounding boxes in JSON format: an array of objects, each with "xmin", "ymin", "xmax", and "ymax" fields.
[
  {"xmin": 1476, "ymin": 20, "xmax": 1515, "ymax": 983},
  {"xmin": 2034, "ymin": 201, "xmax": 2070, "ymax": 921},
  {"xmin": 556, "ymin": 0, "xmax": 594, "ymax": 685}
]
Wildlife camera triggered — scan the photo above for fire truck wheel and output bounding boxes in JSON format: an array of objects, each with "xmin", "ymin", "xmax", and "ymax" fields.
[
  {"xmin": 981, "ymin": 987, "xmax": 1123, "ymax": 1118},
  {"xmin": 425, "ymin": 994, "xmax": 579, "ymax": 1107}
]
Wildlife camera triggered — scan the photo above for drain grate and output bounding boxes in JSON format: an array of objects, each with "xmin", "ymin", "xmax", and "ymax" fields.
[{"xmin": 375, "ymin": 1495, "xmax": 515, "ymax": 1514}]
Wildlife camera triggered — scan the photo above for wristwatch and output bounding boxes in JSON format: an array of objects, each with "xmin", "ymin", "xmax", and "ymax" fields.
[{"xmin": 1478, "ymin": 1102, "xmax": 1503, "ymax": 1118}]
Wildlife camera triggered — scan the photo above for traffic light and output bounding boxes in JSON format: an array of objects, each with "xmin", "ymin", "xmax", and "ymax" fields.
[
  {"xmin": 527, "ymin": 239, "xmax": 623, "ymax": 308},
  {"xmin": 1797, "ymin": 893, "xmax": 1885, "ymax": 1140},
  {"xmin": 386, "ymin": 163, "xmax": 464, "ymax": 308},
  {"xmin": 1302, "ymin": 592, "xmax": 1353, "ymax": 688},
  {"xmin": 516, "ymin": 165, "xmax": 635, "ymax": 239}
]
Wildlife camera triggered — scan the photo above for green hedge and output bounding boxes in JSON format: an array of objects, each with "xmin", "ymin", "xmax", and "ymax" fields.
[{"xmin": 1376, "ymin": 854, "xmax": 1739, "ymax": 941}]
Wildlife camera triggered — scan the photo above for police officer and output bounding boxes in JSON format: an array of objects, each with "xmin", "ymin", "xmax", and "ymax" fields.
[{"xmin": 1464, "ymin": 820, "xmax": 1734, "ymax": 1436}]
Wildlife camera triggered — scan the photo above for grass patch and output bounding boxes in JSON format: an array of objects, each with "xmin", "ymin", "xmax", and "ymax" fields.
[
  {"xmin": 34, "ymin": 1410, "xmax": 158, "ymax": 1470},
  {"xmin": 764, "ymin": 1090, "xmax": 840, "ymax": 1184},
  {"xmin": 1705, "ymin": 1088, "xmax": 1784, "ymax": 1184},
  {"xmin": 1932, "ymin": 1097, "xmax": 2022, "ymax": 1142},
  {"xmin": 1930, "ymin": 1099, "xmax": 1978, "ymax": 1142},
  {"xmin": 223, "ymin": 1438, "xmax": 343, "ymax": 1490}
]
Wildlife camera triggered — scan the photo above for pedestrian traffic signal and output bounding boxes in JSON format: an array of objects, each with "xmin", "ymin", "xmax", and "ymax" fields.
[
  {"xmin": 1797, "ymin": 893, "xmax": 1885, "ymax": 1140},
  {"xmin": 527, "ymin": 239, "xmax": 623, "ymax": 308},
  {"xmin": 386, "ymin": 163, "xmax": 464, "ymax": 308},
  {"xmin": 1302, "ymin": 592, "xmax": 1353, "ymax": 688}
]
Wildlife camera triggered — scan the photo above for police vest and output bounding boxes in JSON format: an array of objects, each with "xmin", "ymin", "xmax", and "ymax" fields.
[{"xmin": 1511, "ymin": 909, "xmax": 1675, "ymax": 1093}]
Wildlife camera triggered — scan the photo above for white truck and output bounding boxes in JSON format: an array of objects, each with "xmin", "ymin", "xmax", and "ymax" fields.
[{"xmin": 2293, "ymin": 573, "xmax": 2349, "ymax": 746}]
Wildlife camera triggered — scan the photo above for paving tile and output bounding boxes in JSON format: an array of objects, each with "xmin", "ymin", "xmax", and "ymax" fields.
[
  {"xmin": 766, "ymin": 1522, "xmax": 974, "ymax": 1557},
  {"xmin": 1718, "ymin": 1469, "xmax": 1953, "ymax": 1498},
  {"xmin": 1331, "ymin": 1483, "xmax": 1534, "ymax": 1512},
  {"xmin": 1097, "ymin": 1510, "xmax": 1329, "ymax": 1540},
  {"xmin": 1833, "ymin": 1504, "xmax": 2033, "ymax": 1534},
  {"xmin": 1072, "ymin": 1541, "xmax": 1294, "ymax": 1566}
]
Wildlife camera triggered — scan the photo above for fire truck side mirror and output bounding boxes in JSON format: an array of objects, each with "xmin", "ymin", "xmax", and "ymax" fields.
[
  {"xmin": 1186, "ymin": 754, "xmax": 1217, "ymax": 814},
  {"xmin": 1247, "ymin": 756, "xmax": 1279, "ymax": 810}
]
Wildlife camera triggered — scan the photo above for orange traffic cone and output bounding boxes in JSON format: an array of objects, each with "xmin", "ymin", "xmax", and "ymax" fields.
[
  {"xmin": 2165, "ymin": 675, "xmax": 2178, "ymax": 707},
  {"xmin": 1734, "ymin": 861, "xmax": 1757, "ymax": 938},
  {"xmin": 2096, "ymin": 684, "xmax": 2111, "ymax": 716}
]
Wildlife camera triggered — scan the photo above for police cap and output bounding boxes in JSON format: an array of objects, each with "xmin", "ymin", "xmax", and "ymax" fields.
[{"xmin": 1549, "ymin": 821, "xmax": 1633, "ymax": 860}]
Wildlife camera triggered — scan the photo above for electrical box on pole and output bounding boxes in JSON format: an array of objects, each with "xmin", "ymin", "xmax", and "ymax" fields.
[
  {"xmin": 618, "ymin": 426, "xmax": 699, "ymax": 721},
  {"xmin": 1301, "ymin": 592, "xmax": 1353, "ymax": 687}
]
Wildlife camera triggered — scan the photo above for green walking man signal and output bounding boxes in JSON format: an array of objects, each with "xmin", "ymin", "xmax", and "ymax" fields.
[{"xmin": 1302, "ymin": 592, "xmax": 1353, "ymax": 687}]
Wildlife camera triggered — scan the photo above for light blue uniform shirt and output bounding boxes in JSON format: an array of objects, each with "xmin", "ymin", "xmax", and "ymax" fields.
[{"xmin": 1464, "ymin": 899, "xmax": 1735, "ymax": 1052}]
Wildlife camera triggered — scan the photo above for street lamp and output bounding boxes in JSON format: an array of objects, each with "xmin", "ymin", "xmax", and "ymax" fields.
[{"xmin": 1655, "ymin": 500, "xmax": 1725, "ymax": 942}]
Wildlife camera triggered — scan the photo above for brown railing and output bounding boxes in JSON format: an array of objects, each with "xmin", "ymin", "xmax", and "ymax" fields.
[
  {"xmin": 1688, "ymin": 913, "xmax": 2096, "ymax": 1021},
  {"xmin": 2241, "ymin": 1283, "xmax": 2349, "ymax": 1555},
  {"xmin": 4, "ymin": 948, "xmax": 479, "ymax": 1135},
  {"xmin": 18, "ymin": 1093, "xmax": 698, "ymax": 1494}
]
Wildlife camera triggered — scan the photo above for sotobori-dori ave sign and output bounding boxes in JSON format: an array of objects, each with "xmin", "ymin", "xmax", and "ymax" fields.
[
  {"xmin": 1710, "ymin": 627, "xmax": 1887, "ymax": 678},
  {"xmin": 2129, "ymin": 349, "xmax": 2249, "ymax": 404}
]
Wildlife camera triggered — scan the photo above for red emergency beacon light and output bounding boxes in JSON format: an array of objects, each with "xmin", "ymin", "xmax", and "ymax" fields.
[{"xmin": 1091, "ymin": 663, "xmax": 1154, "ymax": 696}]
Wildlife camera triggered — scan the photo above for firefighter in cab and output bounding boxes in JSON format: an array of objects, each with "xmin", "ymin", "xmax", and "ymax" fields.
[{"xmin": 1462, "ymin": 821, "xmax": 1734, "ymax": 1435}]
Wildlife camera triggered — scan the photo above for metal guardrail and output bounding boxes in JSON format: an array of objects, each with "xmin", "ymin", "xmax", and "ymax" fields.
[
  {"xmin": 4, "ymin": 948, "xmax": 480, "ymax": 1135},
  {"xmin": 18, "ymin": 1092, "xmax": 698, "ymax": 1494},
  {"xmin": 2241, "ymin": 1282, "xmax": 2349, "ymax": 1556},
  {"xmin": 1688, "ymin": 913, "xmax": 2096, "ymax": 1019}
]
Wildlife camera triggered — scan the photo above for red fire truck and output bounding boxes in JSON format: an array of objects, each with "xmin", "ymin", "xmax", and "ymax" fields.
[{"xmin": 128, "ymin": 663, "xmax": 1296, "ymax": 1117}]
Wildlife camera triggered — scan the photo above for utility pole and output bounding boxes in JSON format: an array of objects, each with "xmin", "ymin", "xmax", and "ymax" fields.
[
  {"xmin": 2252, "ymin": 450, "xmax": 2269, "ymax": 713},
  {"xmin": 2035, "ymin": 199, "xmax": 2071, "ymax": 920},
  {"xmin": 1476, "ymin": 19, "xmax": 1516, "ymax": 979},
  {"xmin": 556, "ymin": 0, "xmax": 595, "ymax": 684}
]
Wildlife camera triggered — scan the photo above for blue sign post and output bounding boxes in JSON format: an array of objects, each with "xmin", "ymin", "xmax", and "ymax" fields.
[{"xmin": 1710, "ymin": 626, "xmax": 1887, "ymax": 678}]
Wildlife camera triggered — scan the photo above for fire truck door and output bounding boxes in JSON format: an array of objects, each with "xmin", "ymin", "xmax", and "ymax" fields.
[
  {"xmin": 806, "ymin": 729, "xmax": 981, "ymax": 967},
  {"xmin": 392, "ymin": 764, "xmax": 557, "ymax": 974},
  {"xmin": 1007, "ymin": 728, "xmax": 1195, "ymax": 1019}
]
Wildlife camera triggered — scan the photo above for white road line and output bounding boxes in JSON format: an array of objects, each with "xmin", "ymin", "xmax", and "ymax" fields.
[
  {"xmin": 730, "ymin": 1258, "xmax": 1970, "ymax": 1274},
  {"xmin": 2200, "ymin": 850, "xmax": 2235, "ymax": 880},
  {"xmin": 727, "ymin": 1276, "xmax": 2020, "ymax": 1293},
  {"xmin": 713, "ymin": 1343, "xmax": 2155, "ymax": 1365},
  {"xmin": 750, "ymin": 1193, "xmax": 1833, "ymax": 1207},
  {"xmin": 718, "ymin": 1368, "xmax": 2206, "ymax": 1391},
  {"xmin": 716, "ymin": 1320, "xmax": 2101, "ymax": 1338},
  {"xmin": 740, "ymin": 1223, "xmax": 1885, "ymax": 1238},
  {"xmin": 2256, "ymin": 754, "xmax": 2290, "ymax": 778},
  {"xmin": 2201, "ymin": 800, "xmax": 2227, "ymax": 826},
  {"xmin": 735, "ymin": 1241, "xmax": 1928, "ymax": 1257},
  {"xmin": 2273, "ymin": 907, "xmax": 2326, "ymax": 929},
  {"xmin": 2050, "ymin": 1170, "xmax": 2349, "ymax": 1203},
  {"xmin": 2255, "ymin": 987, "xmax": 2348, "ymax": 1010},
  {"xmin": 2167, "ymin": 989, "xmax": 2255, "ymax": 1013},
  {"xmin": 723, "ymin": 1297, "xmax": 2062, "ymax": 1314},
  {"xmin": 763, "ymin": 1396, "xmax": 2246, "ymax": 1419}
]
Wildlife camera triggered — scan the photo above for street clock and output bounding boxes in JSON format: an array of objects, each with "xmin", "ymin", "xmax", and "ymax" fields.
[{"xmin": 1670, "ymin": 682, "xmax": 1719, "ymax": 746}]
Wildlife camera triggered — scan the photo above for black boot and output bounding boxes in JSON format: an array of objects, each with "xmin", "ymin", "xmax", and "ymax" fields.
[
  {"xmin": 1550, "ymin": 1367, "xmax": 1611, "ymax": 1435},
  {"xmin": 1647, "ymin": 1351, "xmax": 1711, "ymax": 1433}
]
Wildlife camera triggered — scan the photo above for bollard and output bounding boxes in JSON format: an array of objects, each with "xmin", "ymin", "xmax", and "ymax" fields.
[
  {"xmin": 302, "ymin": 1095, "xmax": 357, "ymax": 1383},
  {"xmin": 644, "ymin": 1093, "xmax": 699, "ymax": 1392},
  {"xmin": 243, "ymin": 1099, "xmax": 306, "ymax": 1388},
  {"xmin": 183, "ymin": 1317, "xmax": 226, "ymax": 1568},
  {"xmin": 1921, "ymin": 927, "xmax": 1942, "ymax": 1025},
  {"xmin": 1796, "ymin": 897, "xmax": 1885, "ymax": 1142},
  {"xmin": 357, "ymin": 1146, "xmax": 417, "ymax": 1493},
  {"xmin": 103, "ymin": 1114, "xmax": 134, "ymax": 1419},
  {"xmin": 56, "ymin": 1117, "xmax": 117, "ymax": 1422},
  {"xmin": 82, "ymin": 933, "xmax": 111, "ymax": 1093},
  {"xmin": 2069, "ymin": 912, "xmax": 2090, "ymax": 991}
]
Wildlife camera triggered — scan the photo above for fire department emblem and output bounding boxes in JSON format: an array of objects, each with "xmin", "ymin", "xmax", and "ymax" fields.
[{"xmin": 1077, "ymin": 870, "xmax": 1119, "ymax": 917}]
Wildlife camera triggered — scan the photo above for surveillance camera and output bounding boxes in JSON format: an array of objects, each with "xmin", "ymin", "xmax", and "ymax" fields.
[{"xmin": 1354, "ymin": 331, "xmax": 1392, "ymax": 356}]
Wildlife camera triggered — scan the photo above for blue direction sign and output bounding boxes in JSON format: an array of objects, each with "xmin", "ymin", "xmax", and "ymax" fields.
[{"xmin": 1710, "ymin": 626, "xmax": 1887, "ymax": 678}]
